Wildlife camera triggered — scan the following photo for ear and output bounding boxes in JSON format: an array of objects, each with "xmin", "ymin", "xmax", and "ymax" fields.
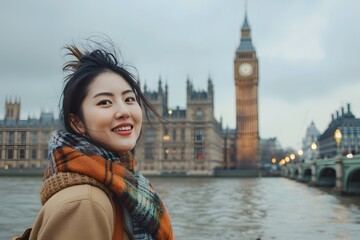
[{"xmin": 69, "ymin": 114, "xmax": 85, "ymax": 135}]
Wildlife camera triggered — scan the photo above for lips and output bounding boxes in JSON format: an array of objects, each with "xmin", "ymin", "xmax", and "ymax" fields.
[{"xmin": 112, "ymin": 123, "xmax": 133, "ymax": 135}]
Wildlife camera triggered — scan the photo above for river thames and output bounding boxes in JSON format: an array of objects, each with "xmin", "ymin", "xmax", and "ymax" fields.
[{"xmin": 1, "ymin": 176, "xmax": 360, "ymax": 240}]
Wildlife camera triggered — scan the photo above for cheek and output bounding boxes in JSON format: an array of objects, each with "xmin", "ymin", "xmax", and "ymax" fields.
[
  {"xmin": 137, "ymin": 117, "xmax": 143, "ymax": 131},
  {"xmin": 134, "ymin": 106, "xmax": 143, "ymax": 128},
  {"xmin": 81, "ymin": 106, "xmax": 109, "ymax": 130}
]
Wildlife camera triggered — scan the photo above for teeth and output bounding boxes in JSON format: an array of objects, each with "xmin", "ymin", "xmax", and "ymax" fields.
[{"xmin": 115, "ymin": 126, "xmax": 132, "ymax": 131}]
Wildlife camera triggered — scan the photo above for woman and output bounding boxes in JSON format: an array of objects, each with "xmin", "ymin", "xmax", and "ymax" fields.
[{"xmin": 16, "ymin": 41, "xmax": 174, "ymax": 240}]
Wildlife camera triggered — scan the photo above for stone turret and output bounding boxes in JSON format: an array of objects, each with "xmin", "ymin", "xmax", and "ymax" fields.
[
  {"xmin": 5, "ymin": 97, "xmax": 21, "ymax": 121},
  {"xmin": 143, "ymin": 76, "xmax": 168, "ymax": 116}
]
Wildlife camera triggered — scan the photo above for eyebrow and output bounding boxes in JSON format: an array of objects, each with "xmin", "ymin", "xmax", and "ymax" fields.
[{"xmin": 93, "ymin": 89, "xmax": 134, "ymax": 99}]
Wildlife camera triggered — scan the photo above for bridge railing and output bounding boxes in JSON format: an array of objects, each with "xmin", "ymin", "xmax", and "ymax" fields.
[{"xmin": 281, "ymin": 154, "xmax": 360, "ymax": 194}]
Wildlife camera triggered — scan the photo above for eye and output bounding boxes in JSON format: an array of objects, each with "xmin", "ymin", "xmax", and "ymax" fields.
[
  {"xmin": 97, "ymin": 99, "xmax": 112, "ymax": 106},
  {"xmin": 125, "ymin": 97, "xmax": 136, "ymax": 103}
]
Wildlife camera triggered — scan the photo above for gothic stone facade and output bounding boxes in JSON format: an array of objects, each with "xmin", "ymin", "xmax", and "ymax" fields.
[
  {"xmin": 318, "ymin": 104, "xmax": 360, "ymax": 159},
  {"xmin": 0, "ymin": 100, "xmax": 59, "ymax": 170},
  {"xmin": 136, "ymin": 78, "xmax": 223, "ymax": 175}
]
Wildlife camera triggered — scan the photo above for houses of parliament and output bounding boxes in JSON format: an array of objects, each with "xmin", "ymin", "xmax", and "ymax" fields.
[{"xmin": 0, "ymin": 14, "xmax": 263, "ymax": 175}]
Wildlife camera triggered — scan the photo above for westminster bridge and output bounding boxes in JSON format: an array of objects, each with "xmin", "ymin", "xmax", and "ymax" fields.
[{"xmin": 282, "ymin": 154, "xmax": 360, "ymax": 194}]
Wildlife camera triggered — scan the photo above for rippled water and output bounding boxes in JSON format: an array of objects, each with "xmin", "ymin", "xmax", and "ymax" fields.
[
  {"xmin": 150, "ymin": 177, "xmax": 360, "ymax": 240},
  {"xmin": 1, "ymin": 177, "xmax": 360, "ymax": 239}
]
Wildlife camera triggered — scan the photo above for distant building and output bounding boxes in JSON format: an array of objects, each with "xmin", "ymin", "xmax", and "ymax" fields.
[
  {"xmin": 318, "ymin": 104, "xmax": 360, "ymax": 159},
  {"xmin": 0, "ymin": 99, "xmax": 59, "ymax": 170},
  {"xmin": 223, "ymin": 127, "xmax": 236, "ymax": 169},
  {"xmin": 301, "ymin": 121, "xmax": 321, "ymax": 162},
  {"xmin": 136, "ymin": 77, "xmax": 223, "ymax": 175},
  {"xmin": 234, "ymin": 11, "xmax": 260, "ymax": 168},
  {"xmin": 259, "ymin": 137, "xmax": 283, "ymax": 167}
]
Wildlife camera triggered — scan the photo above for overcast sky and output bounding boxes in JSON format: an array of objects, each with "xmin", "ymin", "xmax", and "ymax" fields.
[{"xmin": 1, "ymin": 0, "xmax": 360, "ymax": 150}]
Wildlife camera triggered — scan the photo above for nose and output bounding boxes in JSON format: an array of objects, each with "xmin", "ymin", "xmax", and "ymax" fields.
[{"xmin": 115, "ymin": 105, "xmax": 130, "ymax": 119}]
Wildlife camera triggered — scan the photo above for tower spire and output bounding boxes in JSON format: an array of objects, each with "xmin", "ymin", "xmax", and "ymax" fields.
[
  {"xmin": 237, "ymin": 2, "xmax": 254, "ymax": 53},
  {"xmin": 243, "ymin": 0, "xmax": 249, "ymax": 30},
  {"xmin": 245, "ymin": 0, "xmax": 247, "ymax": 16}
]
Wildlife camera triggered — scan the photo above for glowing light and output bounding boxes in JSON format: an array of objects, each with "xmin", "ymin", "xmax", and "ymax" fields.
[
  {"xmin": 271, "ymin": 158, "xmax": 276, "ymax": 164},
  {"xmin": 285, "ymin": 157, "xmax": 290, "ymax": 162},
  {"xmin": 334, "ymin": 129, "xmax": 342, "ymax": 144},
  {"xmin": 163, "ymin": 135, "xmax": 170, "ymax": 141},
  {"xmin": 346, "ymin": 153, "xmax": 353, "ymax": 158},
  {"xmin": 168, "ymin": 109, "xmax": 173, "ymax": 115},
  {"xmin": 290, "ymin": 154, "xmax": 295, "ymax": 160},
  {"xmin": 298, "ymin": 149, "xmax": 303, "ymax": 156},
  {"xmin": 311, "ymin": 142, "xmax": 317, "ymax": 150}
]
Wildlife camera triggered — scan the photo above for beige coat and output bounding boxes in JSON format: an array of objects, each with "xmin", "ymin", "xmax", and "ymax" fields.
[{"xmin": 28, "ymin": 184, "xmax": 130, "ymax": 240}]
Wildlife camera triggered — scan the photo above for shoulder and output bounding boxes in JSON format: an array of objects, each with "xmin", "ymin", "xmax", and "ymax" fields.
[
  {"xmin": 46, "ymin": 184, "xmax": 113, "ymax": 212},
  {"xmin": 44, "ymin": 184, "xmax": 114, "ymax": 225},
  {"xmin": 30, "ymin": 184, "xmax": 115, "ymax": 240}
]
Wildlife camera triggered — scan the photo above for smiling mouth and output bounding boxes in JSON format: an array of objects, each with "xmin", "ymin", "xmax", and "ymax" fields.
[{"xmin": 113, "ymin": 126, "xmax": 133, "ymax": 132}]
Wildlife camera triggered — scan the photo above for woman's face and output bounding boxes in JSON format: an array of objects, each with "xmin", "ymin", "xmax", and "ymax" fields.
[{"xmin": 73, "ymin": 71, "xmax": 142, "ymax": 153}]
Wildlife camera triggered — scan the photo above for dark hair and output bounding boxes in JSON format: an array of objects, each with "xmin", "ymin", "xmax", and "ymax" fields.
[{"xmin": 60, "ymin": 40, "xmax": 162, "ymax": 136}]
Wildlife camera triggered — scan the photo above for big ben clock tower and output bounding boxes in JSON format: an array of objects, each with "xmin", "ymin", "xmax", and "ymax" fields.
[{"xmin": 234, "ymin": 12, "xmax": 259, "ymax": 168}]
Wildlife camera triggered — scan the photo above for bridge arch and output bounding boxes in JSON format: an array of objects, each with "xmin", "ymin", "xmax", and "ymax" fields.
[
  {"xmin": 318, "ymin": 167, "xmax": 336, "ymax": 187},
  {"xmin": 346, "ymin": 168, "xmax": 360, "ymax": 194},
  {"xmin": 284, "ymin": 167, "xmax": 291, "ymax": 177},
  {"xmin": 294, "ymin": 169, "xmax": 299, "ymax": 178},
  {"xmin": 303, "ymin": 168, "xmax": 312, "ymax": 182}
]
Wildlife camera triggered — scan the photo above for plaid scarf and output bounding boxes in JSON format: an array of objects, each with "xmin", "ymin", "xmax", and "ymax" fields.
[{"xmin": 44, "ymin": 130, "xmax": 174, "ymax": 240}]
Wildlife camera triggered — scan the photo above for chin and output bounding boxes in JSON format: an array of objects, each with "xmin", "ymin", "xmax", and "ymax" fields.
[{"xmin": 114, "ymin": 145, "xmax": 136, "ymax": 153}]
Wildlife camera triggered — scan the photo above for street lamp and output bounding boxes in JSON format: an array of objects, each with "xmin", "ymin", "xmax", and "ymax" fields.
[
  {"xmin": 297, "ymin": 149, "xmax": 303, "ymax": 156},
  {"xmin": 333, "ymin": 128, "xmax": 343, "ymax": 192},
  {"xmin": 311, "ymin": 142, "xmax": 317, "ymax": 151},
  {"xmin": 280, "ymin": 159, "xmax": 285, "ymax": 165},
  {"xmin": 297, "ymin": 149, "xmax": 304, "ymax": 163},
  {"xmin": 334, "ymin": 128, "xmax": 342, "ymax": 155},
  {"xmin": 310, "ymin": 141, "xmax": 318, "ymax": 161},
  {"xmin": 162, "ymin": 134, "xmax": 171, "ymax": 171},
  {"xmin": 310, "ymin": 141, "xmax": 318, "ymax": 184}
]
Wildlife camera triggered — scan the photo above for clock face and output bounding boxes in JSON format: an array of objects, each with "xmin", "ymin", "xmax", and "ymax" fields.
[{"xmin": 239, "ymin": 63, "xmax": 253, "ymax": 77}]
